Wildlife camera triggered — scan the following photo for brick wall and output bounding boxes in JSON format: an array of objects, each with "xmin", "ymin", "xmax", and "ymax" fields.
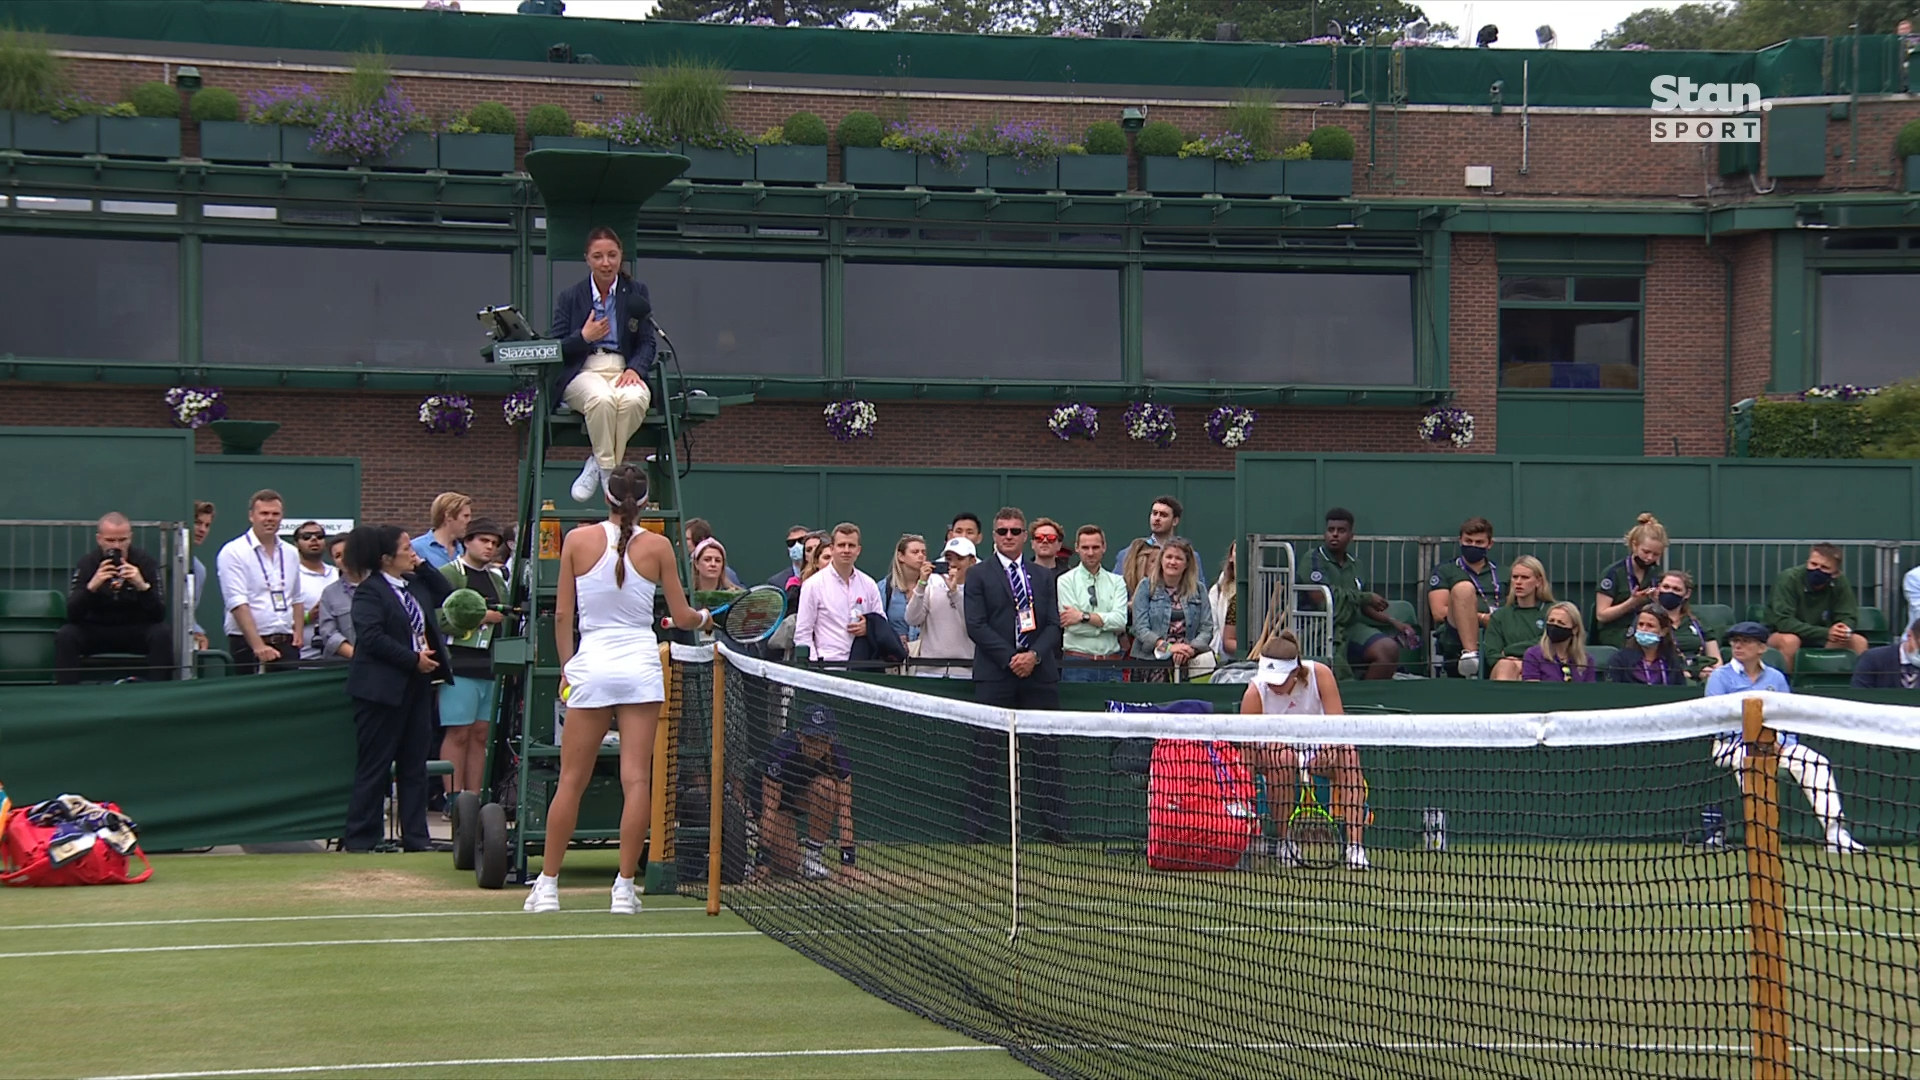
[
  {"xmin": 1643, "ymin": 237, "xmax": 1729, "ymax": 456},
  {"xmin": 1445, "ymin": 233, "xmax": 1499, "ymax": 451},
  {"xmin": 1729, "ymin": 232, "xmax": 1776, "ymax": 402}
]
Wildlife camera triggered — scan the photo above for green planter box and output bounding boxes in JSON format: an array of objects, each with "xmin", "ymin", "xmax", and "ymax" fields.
[
  {"xmin": 1139, "ymin": 155, "xmax": 1213, "ymax": 195},
  {"xmin": 1905, "ymin": 155, "xmax": 1920, "ymax": 193},
  {"xmin": 1285, "ymin": 159, "xmax": 1353, "ymax": 198},
  {"xmin": 611, "ymin": 140, "xmax": 681, "ymax": 155},
  {"xmin": 378, "ymin": 131, "xmax": 436, "ymax": 171},
  {"xmin": 530, "ymin": 135, "xmax": 608, "ymax": 153},
  {"xmin": 0, "ymin": 111, "xmax": 12, "ymax": 150},
  {"xmin": 1058, "ymin": 153, "xmax": 1128, "ymax": 193},
  {"xmin": 986, "ymin": 155, "xmax": 1058, "ymax": 192},
  {"xmin": 281, "ymin": 126, "xmax": 339, "ymax": 167},
  {"xmin": 200, "ymin": 121, "xmax": 278, "ymax": 163},
  {"xmin": 437, "ymin": 132, "xmax": 514, "ymax": 173},
  {"xmin": 98, "ymin": 115, "xmax": 181, "ymax": 159},
  {"xmin": 842, "ymin": 146, "xmax": 915, "ymax": 186},
  {"xmin": 918, "ymin": 151, "xmax": 986, "ymax": 189},
  {"xmin": 1213, "ymin": 159, "xmax": 1286, "ymax": 197},
  {"xmin": 682, "ymin": 145, "xmax": 755, "ymax": 182},
  {"xmin": 13, "ymin": 113, "xmax": 98, "ymax": 155},
  {"xmin": 755, "ymin": 144, "xmax": 827, "ymax": 184}
]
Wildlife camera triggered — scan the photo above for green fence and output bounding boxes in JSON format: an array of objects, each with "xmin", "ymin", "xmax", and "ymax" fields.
[{"xmin": 0, "ymin": 427, "xmax": 193, "ymax": 523}]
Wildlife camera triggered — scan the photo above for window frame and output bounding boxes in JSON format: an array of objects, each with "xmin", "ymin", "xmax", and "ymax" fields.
[{"xmin": 1495, "ymin": 273, "xmax": 1646, "ymax": 392}]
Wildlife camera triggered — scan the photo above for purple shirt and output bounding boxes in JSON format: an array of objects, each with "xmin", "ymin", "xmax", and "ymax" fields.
[{"xmin": 1521, "ymin": 645, "xmax": 1596, "ymax": 683}]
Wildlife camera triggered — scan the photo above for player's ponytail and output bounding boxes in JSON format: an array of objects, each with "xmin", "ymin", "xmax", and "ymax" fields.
[{"xmin": 605, "ymin": 464, "xmax": 647, "ymax": 587}]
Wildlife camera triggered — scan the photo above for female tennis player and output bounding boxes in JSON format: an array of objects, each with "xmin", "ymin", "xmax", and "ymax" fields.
[
  {"xmin": 525, "ymin": 464, "xmax": 710, "ymax": 914},
  {"xmin": 1238, "ymin": 631, "xmax": 1369, "ymax": 871}
]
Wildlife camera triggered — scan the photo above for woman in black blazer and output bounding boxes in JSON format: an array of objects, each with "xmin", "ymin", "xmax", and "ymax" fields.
[
  {"xmin": 550, "ymin": 225, "xmax": 658, "ymax": 503},
  {"xmin": 342, "ymin": 525, "xmax": 454, "ymax": 853}
]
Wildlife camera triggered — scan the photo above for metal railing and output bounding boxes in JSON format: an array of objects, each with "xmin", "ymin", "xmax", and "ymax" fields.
[
  {"xmin": 1244, "ymin": 537, "xmax": 1336, "ymax": 663},
  {"xmin": 0, "ymin": 519, "xmax": 194, "ymax": 679}
]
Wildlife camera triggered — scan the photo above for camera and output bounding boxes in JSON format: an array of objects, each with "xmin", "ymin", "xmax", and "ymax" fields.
[{"xmin": 931, "ymin": 560, "xmax": 949, "ymax": 576}]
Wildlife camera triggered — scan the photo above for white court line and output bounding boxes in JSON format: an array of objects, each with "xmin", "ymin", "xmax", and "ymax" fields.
[
  {"xmin": 82, "ymin": 1045, "xmax": 1000, "ymax": 1080},
  {"xmin": 0, "ymin": 930, "xmax": 758, "ymax": 960},
  {"xmin": 0, "ymin": 908, "xmax": 709, "ymax": 932}
]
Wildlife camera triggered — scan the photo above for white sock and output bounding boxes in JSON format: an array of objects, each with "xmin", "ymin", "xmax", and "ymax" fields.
[
  {"xmin": 538, "ymin": 873, "xmax": 558, "ymax": 887},
  {"xmin": 615, "ymin": 874, "xmax": 634, "ymax": 886}
]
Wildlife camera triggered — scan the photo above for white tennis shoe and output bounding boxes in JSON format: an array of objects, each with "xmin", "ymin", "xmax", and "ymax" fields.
[
  {"xmin": 1275, "ymin": 838, "xmax": 1304, "ymax": 868},
  {"xmin": 524, "ymin": 874, "xmax": 560, "ymax": 913},
  {"xmin": 569, "ymin": 456, "xmax": 602, "ymax": 502},
  {"xmin": 610, "ymin": 875, "xmax": 640, "ymax": 914},
  {"xmin": 1456, "ymin": 651, "xmax": 1480, "ymax": 677},
  {"xmin": 1826, "ymin": 826, "xmax": 1866, "ymax": 855},
  {"xmin": 801, "ymin": 851, "xmax": 832, "ymax": 880},
  {"xmin": 1346, "ymin": 844, "xmax": 1371, "ymax": 871}
]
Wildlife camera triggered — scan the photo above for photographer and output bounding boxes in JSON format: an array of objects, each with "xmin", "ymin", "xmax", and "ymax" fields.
[{"xmin": 55, "ymin": 512, "xmax": 172, "ymax": 684}]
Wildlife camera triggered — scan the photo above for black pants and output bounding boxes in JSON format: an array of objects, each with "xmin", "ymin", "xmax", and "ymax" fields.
[
  {"xmin": 966, "ymin": 677, "xmax": 1069, "ymax": 844},
  {"xmin": 54, "ymin": 621, "xmax": 173, "ymax": 684},
  {"xmin": 228, "ymin": 633, "xmax": 299, "ymax": 675},
  {"xmin": 345, "ymin": 681, "xmax": 434, "ymax": 851}
]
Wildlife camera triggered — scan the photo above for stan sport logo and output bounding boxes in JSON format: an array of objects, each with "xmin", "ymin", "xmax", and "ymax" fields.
[{"xmin": 1648, "ymin": 75, "xmax": 1770, "ymax": 143}]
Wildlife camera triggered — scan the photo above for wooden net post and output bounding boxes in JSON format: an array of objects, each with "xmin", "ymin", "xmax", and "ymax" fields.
[
  {"xmin": 1741, "ymin": 696, "xmax": 1791, "ymax": 1079},
  {"xmin": 707, "ymin": 644, "xmax": 726, "ymax": 916},
  {"xmin": 648, "ymin": 642, "xmax": 673, "ymax": 889}
]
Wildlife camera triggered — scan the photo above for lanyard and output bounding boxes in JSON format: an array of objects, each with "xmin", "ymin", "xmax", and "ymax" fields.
[
  {"xmin": 253, "ymin": 541, "xmax": 287, "ymax": 595},
  {"xmin": 1618, "ymin": 558, "xmax": 1655, "ymax": 594},
  {"xmin": 1456, "ymin": 557, "xmax": 1501, "ymax": 602},
  {"xmin": 1640, "ymin": 656, "xmax": 1667, "ymax": 684}
]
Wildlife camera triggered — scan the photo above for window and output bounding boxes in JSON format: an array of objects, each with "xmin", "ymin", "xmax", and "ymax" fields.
[
  {"xmin": 842, "ymin": 263, "xmax": 1122, "ymax": 380},
  {"xmin": 203, "ymin": 245, "xmax": 509, "ymax": 368},
  {"xmin": 1497, "ymin": 275, "xmax": 1642, "ymax": 389},
  {"xmin": 1141, "ymin": 271, "xmax": 1415, "ymax": 384},
  {"xmin": 1819, "ymin": 274, "xmax": 1920, "ymax": 387},
  {"xmin": 0, "ymin": 234, "xmax": 178, "ymax": 362}
]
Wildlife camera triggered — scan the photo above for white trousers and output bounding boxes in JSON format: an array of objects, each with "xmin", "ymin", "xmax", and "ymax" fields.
[
  {"xmin": 562, "ymin": 352, "xmax": 651, "ymax": 472},
  {"xmin": 1711, "ymin": 738, "xmax": 1845, "ymax": 832}
]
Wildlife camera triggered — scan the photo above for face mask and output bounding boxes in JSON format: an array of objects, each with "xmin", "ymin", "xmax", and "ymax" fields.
[
  {"xmin": 1544, "ymin": 623, "xmax": 1574, "ymax": 644},
  {"xmin": 1634, "ymin": 555, "xmax": 1659, "ymax": 570},
  {"xmin": 1902, "ymin": 643, "xmax": 1920, "ymax": 668},
  {"xmin": 789, "ymin": 542, "xmax": 805, "ymax": 562},
  {"xmin": 1633, "ymin": 630, "xmax": 1663, "ymax": 648},
  {"xmin": 1459, "ymin": 544, "xmax": 1489, "ymax": 564},
  {"xmin": 1656, "ymin": 591, "xmax": 1684, "ymax": 611},
  {"xmin": 1806, "ymin": 567, "xmax": 1833, "ymax": 589}
]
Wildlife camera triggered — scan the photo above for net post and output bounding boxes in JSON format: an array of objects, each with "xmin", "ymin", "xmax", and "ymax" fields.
[
  {"xmin": 1741, "ymin": 696, "xmax": 1791, "ymax": 1079},
  {"xmin": 707, "ymin": 644, "xmax": 725, "ymax": 917},
  {"xmin": 649, "ymin": 642, "xmax": 672, "ymax": 889}
]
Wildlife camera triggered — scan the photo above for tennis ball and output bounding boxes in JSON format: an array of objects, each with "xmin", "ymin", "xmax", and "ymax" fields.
[{"xmin": 441, "ymin": 589, "xmax": 489, "ymax": 635}]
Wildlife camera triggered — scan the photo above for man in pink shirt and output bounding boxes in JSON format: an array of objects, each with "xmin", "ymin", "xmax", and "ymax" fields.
[{"xmin": 795, "ymin": 523, "xmax": 884, "ymax": 663}]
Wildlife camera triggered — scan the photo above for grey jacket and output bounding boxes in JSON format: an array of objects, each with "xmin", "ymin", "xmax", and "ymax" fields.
[{"xmin": 315, "ymin": 577, "xmax": 359, "ymax": 658}]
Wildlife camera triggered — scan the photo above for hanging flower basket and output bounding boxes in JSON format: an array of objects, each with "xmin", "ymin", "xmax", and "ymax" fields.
[
  {"xmin": 419, "ymin": 393, "xmax": 474, "ymax": 436},
  {"xmin": 1124, "ymin": 401, "xmax": 1177, "ymax": 448},
  {"xmin": 1205, "ymin": 405, "xmax": 1257, "ymax": 448},
  {"xmin": 824, "ymin": 399, "xmax": 877, "ymax": 442},
  {"xmin": 1419, "ymin": 406, "xmax": 1475, "ymax": 448},
  {"xmin": 1048, "ymin": 402, "xmax": 1099, "ymax": 441},
  {"xmin": 163, "ymin": 386, "xmax": 228, "ymax": 429},
  {"xmin": 502, "ymin": 385, "xmax": 539, "ymax": 426}
]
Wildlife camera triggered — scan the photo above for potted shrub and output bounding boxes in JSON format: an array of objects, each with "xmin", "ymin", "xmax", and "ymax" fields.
[
  {"xmin": 1135, "ymin": 119, "xmax": 1209, "ymax": 194},
  {"xmin": 681, "ymin": 127, "xmax": 755, "ymax": 181},
  {"xmin": 756, "ymin": 109, "xmax": 828, "ymax": 184},
  {"xmin": 0, "ymin": 28, "xmax": 83, "ymax": 154},
  {"xmin": 606, "ymin": 110, "xmax": 678, "ymax": 154},
  {"xmin": 641, "ymin": 59, "xmax": 750, "ymax": 181},
  {"xmin": 15, "ymin": 96, "xmax": 102, "ymax": 155},
  {"xmin": 1211, "ymin": 93, "xmax": 1284, "ymax": 196},
  {"xmin": 897, "ymin": 122, "xmax": 984, "ymax": 189},
  {"xmin": 440, "ymin": 100, "xmax": 515, "ymax": 173},
  {"xmin": 191, "ymin": 86, "xmax": 275, "ymax": 162},
  {"xmin": 527, "ymin": 103, "xmax": 602, "ymax": 151},
  {"xmin": 984, "ymin": 119, "xmax": 1061, "ymax": 192},
  {"xmin": 1287, "ymin": 124, "xmax": 1355, "ymax": 197},
  {"xmin": 1059, "ymin": 119, "xmax": 1128, "ymax": 193},
  {"xmin": 98, "ymin": 80, "xmax": 181, "ymax": 158},
  {"xmin": 246, "ymin": 84, "xmax": 329, "ymax": 165},
  {"xmin": 1900, "ymin": 119, "xmax": 1920, "ymax": 193},
  {"xmin": 837, "ymin": 110, "xmax": 912, "ymax": 186}
]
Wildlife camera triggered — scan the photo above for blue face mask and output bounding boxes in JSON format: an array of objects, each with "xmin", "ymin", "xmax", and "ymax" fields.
[
  {"xmin": 1634, "ymin": 630, "xmax": 1663, "ymax": 648},
  {"xmin": 789, "ymin": 542, "xmax": 805, "ymax": 562},
  {"xmin": 1806, "ymin": 566, "xmax": 1833, "ymax": 589},
  {"xmin": 1459, "ymin": 543, "xmax": 1489, "ymax": 564}
]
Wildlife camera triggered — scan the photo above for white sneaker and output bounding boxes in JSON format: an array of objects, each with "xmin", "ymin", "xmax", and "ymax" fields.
[
  {"xmin": 569, "ymin": 456, "xmax": 603, "ymax": 503},
  {"xmin": 1275, "ymin": 838, "xmax": 1304, "ymax": 868},
  {"xmin": 1826, "ymin": 827, "xmax": 1866, "ymax": 855},
  {"xmin": 524, "ymin": 875, "xmax": 560, "ymax": 913},
  {"xmin": 801, "ymin": 850, "xmax": 831, "ymax": 880},
  {"xmin": 1457, "ymin": 651, "xmax": 1480, "ymax": 677},
  {"xmin": 610, "ymin": 876, "xmax": 640, "ymax": 914},
  {"xmin": 1346, "ymin": 844, "xmax": 1371, "ymax": 871}
]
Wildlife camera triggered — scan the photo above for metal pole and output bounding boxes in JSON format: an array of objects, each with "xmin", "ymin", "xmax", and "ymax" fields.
[
  {"xmin": 173, "ymin": 520, "xmax": 192, "ymax": 679},
  {"xmin": 1520, "ymin": 60, "xmax": 1530, "ymax": 175},
  {"xmin": 707, "ymin": 644, "xmax": 726, "ymax": 917},
  {"xmin": 1741, "ymin": 696, "xmax": 1791, "ymax": 1079}
]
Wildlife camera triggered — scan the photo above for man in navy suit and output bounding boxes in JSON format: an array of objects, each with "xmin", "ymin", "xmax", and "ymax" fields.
[
  {"xmin": 550, "ymin": 227, "xmax": 658, "ymax": 502},
  {"xmin": 964, "ymin": 506, "xmax": 1069, "ymax": 843},
  {"xmin": 1852, "ymin": 618, "xmax": 1920, "ymax": 689}
]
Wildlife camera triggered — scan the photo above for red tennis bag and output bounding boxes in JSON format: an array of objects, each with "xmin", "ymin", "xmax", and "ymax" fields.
[
  {"xmin": 0, "ymin": 796, "xmax": 152, "ymax": 887},
  {"xmin": 1146, "ymin": 739, "xmax": 1257, "ymax": 871}
]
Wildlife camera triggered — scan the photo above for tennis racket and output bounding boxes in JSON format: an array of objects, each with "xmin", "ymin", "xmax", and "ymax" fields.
[
  {"xmin": 1287, "ymin": 769, "xmax": 1345, "ymax": 870},
  {"xmin": 667, "ymin": 584, "xmax": 788, "ymax": 643}
]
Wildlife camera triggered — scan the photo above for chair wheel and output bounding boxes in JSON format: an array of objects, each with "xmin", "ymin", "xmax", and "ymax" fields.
[
  {"xmin": 475, "ymin": 802, "xmax": 509, "ymax": 889},
  {"xmin": 451, "ymin": 792, "xmax": 481, "ymax": 871}
]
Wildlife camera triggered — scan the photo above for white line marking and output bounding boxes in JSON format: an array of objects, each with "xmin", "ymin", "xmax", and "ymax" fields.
[
  {"xmin": 0, "ymin": 908, "xmax": 708, "ymax": 932},
  {"xmin": 0, "ymin": 930, "xmax": 759, "ymax": 960},
  {"xmin": 83, "ymin": 1045, "xmax": 1000, "ymax": 1080}
]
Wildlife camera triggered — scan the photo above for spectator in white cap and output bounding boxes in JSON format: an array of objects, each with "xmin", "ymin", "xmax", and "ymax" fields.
[{"xmin": 907, "ymin": 535, "xmax": 977, "ymax": 678}]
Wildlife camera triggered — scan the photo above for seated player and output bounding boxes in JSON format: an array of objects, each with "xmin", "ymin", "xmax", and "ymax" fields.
[
  {"xmin": 1427, "ymin": 517, "xmax": 1503, "ymax": 677},
  {"xmin": 761, "ymin": 703, "xmax": 855, "ymax": 880},
  {"xmin": 1766, "ymin": 543, "xmax": 1870, "ymax": 673},
  {"xmin": 1706, "ymin": 621, "xmax": 1864, "ymax": 854},
  {"xmin": 1237, "ymin": 631, "xmax": 1368, "ymax": 871}
]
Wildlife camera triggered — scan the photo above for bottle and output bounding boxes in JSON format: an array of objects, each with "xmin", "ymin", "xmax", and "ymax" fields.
[
  {"xmin": 1423, "ymin": 808, "xmax": 1448, "ymax": 851},
  {"xmin": 1702, "ymin": 805, "xmax": 1725, "ymax": 848},
  {"xmin": 538, "ymin": 499, "xmax": 562, "ymax": 560}
]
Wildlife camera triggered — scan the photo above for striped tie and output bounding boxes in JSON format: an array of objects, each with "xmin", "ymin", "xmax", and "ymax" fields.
[
  {"xmin": 1008, "ymin": 560, "xmax": 1031, "ymax": 650},
  {"xmin": 393, "ymin": 580, "xmax": 426, "ymax": 649}
]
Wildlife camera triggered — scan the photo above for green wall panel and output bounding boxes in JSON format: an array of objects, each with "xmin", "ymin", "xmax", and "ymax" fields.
[
  {"xmin": 1320, "ymin": 457, "xmax": 1516, "ymax": 537},
  {"xmin": 1496, "ymin": 395, "xmax": 1645, "ymax": 457},
  {"xmin": 0, "ymin": 427, "xmax": 192, "ymax": 522},
  {"xmin": 1713, "ymin": 462, "xmax": 1914, "ymax": 539},
  {"xmin": 191, "ymin": 456, "xmax": 361, "ymax": 637},
  {"xmin": 1766, "ymin": 105, "xmax": 1830, "ymax": 179},
  {"xmin": 1513, "ymin": 459, "xmax": 1712, "ymax": 538}
]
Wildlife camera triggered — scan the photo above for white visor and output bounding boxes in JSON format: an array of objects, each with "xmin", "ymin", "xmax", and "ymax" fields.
[{"xmin": 1254, "ymin": 655, "xmax": 1300, "ymax": 684}]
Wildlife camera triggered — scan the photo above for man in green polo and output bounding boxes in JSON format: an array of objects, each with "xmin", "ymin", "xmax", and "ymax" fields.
[
  {"xmin": 1765, "ymin": 543, "xmax": 1870, "ymax": 673},
  {"xmin": 1304, "ymin": 507, "xmax": 1412, "ymax": 680}
]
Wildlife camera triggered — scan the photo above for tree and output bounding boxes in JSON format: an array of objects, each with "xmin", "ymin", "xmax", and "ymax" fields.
[
  {"xmin": 649, "ymin": 0, "xmax": 878, "ymax": 26},
  {"xmin": 1596, "ymin": 0, "xmax": 1917, "ymax": 51},
  {"xmin": 889, "ymin": 0, "xmax": 1149, "ymax": 35},
  {"xmin": 1593, "ymin": 2, "xmax": 1738, "ymax": 50},
  {"xmin": 1140, "ymin": 0, "xmax": 1433, "ymax": 43}
]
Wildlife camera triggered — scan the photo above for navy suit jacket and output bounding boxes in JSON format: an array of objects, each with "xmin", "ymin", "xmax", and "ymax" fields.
[
  {"xmin": 965, "ymin": 554, "xmax": 1062, "ymax": 684},
  {"xmin": 549, "ymin": 274, "xmax": 658, "ymax": 402},
  {"xmin": 1850, "ymin": 643, "xmax": 1915, "ymax": 688},
  {"xmin": 346, "ymin": 569, "xmax": 454, "ymax": 707}
]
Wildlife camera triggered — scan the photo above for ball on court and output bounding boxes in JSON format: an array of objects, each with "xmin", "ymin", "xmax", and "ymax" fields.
[{"xmin": 441, "ymin": 588, "xmax": 489, "ymax": 635}]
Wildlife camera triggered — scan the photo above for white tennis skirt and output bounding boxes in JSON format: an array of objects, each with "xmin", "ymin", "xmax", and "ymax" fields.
[{"xmin": 563, "ymin": 627, "xmax": 663, "ymax": 708}]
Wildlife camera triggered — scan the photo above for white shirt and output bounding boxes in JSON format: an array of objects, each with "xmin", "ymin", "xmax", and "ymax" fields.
[
  {"xmin": 298, "ymin": 561, "xmax": 341, "ymax": 658},
  {"xmin": 216, "ymin": 530, "xmax": 305, "ymax": 637},
  {"xmin": 794, "ymin": 565, "xmax": 883, "ymax": 663},
  {"xmin": 1904, "ymin": 565, "xmax": 1920, "ymax": 630}
]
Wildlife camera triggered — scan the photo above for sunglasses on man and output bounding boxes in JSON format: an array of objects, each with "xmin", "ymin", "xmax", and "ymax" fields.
[
  {"xmin": 294, "ymin": 531, "xmax": 325, "ymax": 542},
  {"xmin": 995, "ymin": 527, "xmax": 1025, "ymax": 537}
]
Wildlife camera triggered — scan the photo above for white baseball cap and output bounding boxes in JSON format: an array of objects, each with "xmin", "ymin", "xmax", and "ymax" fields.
[
  {"xmin": 1253, "ymin": 655, "xmax": 1301, "ymax": 685},
  {"xmin": 942, "ymin": 536, "xmax": 977, "ymax": 559}
]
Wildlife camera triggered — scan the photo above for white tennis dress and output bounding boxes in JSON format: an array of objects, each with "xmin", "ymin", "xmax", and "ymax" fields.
[
  {"xmin": 562, "ymin": 521, "xmax": 663, "ymax": 708},
  {"xmin": 1256, "ymin": 663, "xmax": 1327, "ymax": 766}
]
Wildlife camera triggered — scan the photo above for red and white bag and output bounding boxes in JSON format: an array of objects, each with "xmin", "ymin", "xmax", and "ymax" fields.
[
  {"xmin": 0, "ymin": 794, "xmax": 152, "ymax": 887},
  {"xmin": 1146, "ymin": 739, "xmax": 1257, "ymax": 871}
]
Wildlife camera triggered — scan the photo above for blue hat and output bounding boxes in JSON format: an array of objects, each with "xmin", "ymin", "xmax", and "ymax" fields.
[
  {"xmin": 1727, "ymin": 621, "xmax": 1770, "ymax": 641},
  {"xmin": 798, "ymin": 704, "xmax": 836, "ymax": 736}
]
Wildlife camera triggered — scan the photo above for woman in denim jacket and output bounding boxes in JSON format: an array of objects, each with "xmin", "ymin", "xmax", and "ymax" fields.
[{"xmin": 1129, "ymin": 540, "xmax": 1215, "ymax": 682}]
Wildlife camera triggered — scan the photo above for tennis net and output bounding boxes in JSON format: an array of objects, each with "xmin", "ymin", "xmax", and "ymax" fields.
[{"xmin": 674, "ymin": 646, "xmax": 1920, "ymax": 1080}]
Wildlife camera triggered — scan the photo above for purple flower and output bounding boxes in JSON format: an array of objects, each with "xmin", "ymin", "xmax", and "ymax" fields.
[
  {"xmin": 988, "ymin": 119, "xmax": 1062, "ymax": 172},
  {"xmin": 418, "ymin": 393, "xmax": 474, "ymax": 436},
  {"xmin": 823, "ymin": 399, "xmax": 877, "ymax": 442},
  {"xmin": 1419, "ymin": 406, "xmax": 1475, "ymax": 448},
  {"xmin": 1205, "ymin": 405, "xmax": 1257, "ymax": 448},
  {"xmin": 247, "ymin": 85, "xmax": 327, "ymax": 127},
  {"xmin": 1048, "ymin": 402, "xmax": 1099, "ymax": 441},
  {"xmin": 606, "ymin": 111, "xmax": 671, "ymax": 148},
  {"xmin": 1124, "ymin": 401, "xmax": 1176, "ymax": 448},
  {"xmin": 503, "ymin": 386, "xmax": 539, "ymax": 426},
  {"xmin": 164, "ymin": 386, "xmax": 227, "ymax": 429},
  {"xmin": 308, "ymin": 86, "xmax": 427, "ymax": 164}
]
